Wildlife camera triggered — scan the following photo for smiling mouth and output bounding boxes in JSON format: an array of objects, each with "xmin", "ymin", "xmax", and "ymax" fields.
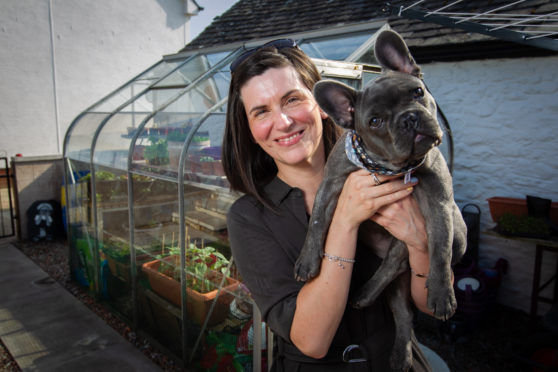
[{"xmin": 276, "ymin": 130, "xmax": 304, "ymax": 144}]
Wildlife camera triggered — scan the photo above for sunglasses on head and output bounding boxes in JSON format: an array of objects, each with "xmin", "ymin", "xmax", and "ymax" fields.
[{"xmin": 230, "ymin": 38, "xmax": 297, "ymax": 73}]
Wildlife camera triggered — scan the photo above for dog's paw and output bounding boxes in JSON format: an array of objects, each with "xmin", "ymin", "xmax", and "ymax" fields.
[
  {"xmin": 294, "ymin": 251, "xmax": 321, "ymax": 282},
  {"xmin": 426, "ymin": 280, "xmax": 457, "ymax": 320},
  {"xmin": 390, "ymin": 342, "xmax": 413, "ymax": 372},
  {"xmin": 350, "ymin": 289, "xmax": 372, "ymax": 309}
]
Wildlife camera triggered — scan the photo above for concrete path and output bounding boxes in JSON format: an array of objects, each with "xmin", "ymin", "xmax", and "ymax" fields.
[{"xmin": 0, "ymin": 239, "xmax": 161, "ymax": 371}]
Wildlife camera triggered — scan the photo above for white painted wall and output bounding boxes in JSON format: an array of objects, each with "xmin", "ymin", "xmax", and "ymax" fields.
[
  {"xmin": 422, "ymin": 55, "xmax": 558, "ymax": 315},
  {"xmin": 0, "ymin": 0, "xmax": 189, "ymax": 158}
]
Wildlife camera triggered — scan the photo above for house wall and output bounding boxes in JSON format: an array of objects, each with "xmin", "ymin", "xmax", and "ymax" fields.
[
  {"xmin": 0, "ymin": 0, "xmax": 188, "ymax": 159},
  {"xmin": 422, "ymin": 55, "xmax": 558, "ymax": 315}
]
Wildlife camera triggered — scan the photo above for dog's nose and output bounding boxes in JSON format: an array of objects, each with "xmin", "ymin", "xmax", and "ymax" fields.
[{"xmin": 403, "ymin": 112, "xmax": 419, "ymax": 129}]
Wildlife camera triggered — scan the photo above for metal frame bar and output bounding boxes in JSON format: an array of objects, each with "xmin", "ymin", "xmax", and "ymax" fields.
[{"xmin": 385, "ymin": 2, "xmax": 558, "ymax": 51}]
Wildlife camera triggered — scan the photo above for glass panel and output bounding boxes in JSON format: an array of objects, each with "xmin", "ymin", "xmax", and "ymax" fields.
[
  {"xmin": 300, "ymin": 33, "xmax": 371, "ymax": 60},
  {"xmin": 66, "ymin": 159, "xmax": 96, "ymax": 290},
  {"xmin": 153, "ymin": 54, "xmax": 214, "ymax": 89},
  {"xmin": 355, "ymin": 47, "xmax": 379, "ymax": 65},
  {"xmin": 93, "ymin": 165, "xmax": 132, "ymax": 318},
  {"xmin": 93, "ymin": 60, "xmax": 185, "ymax": 113},
  {"xmin": 93, "ymin": 87, "xmax": 183, "ymax": 170},
  {"xmin": 178, "ymin": 106, "xmax": 255, "ymax": 367},
  {"xmin": 182, "ymin": 113, "xmax": 228, "ymax": 189},
  {"xmin": 131, "ymin": 60, "xmax": 231, "ymax": 178},
  {"xmin": 132, "ymin": 175, "xmax": 182, "ymax": 356},
  {"xmin": 206, "ymin": 51, "xmax": 231, "ymax": 67},
  {"xmin": 65, "ymin": 113, "xmax": 111, "ymax": 162}
]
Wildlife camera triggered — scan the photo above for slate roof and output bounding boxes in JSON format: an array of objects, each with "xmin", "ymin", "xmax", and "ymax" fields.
[{"xmin": 182, "ymin": 0, "xmax": 557, "ymax": 61}]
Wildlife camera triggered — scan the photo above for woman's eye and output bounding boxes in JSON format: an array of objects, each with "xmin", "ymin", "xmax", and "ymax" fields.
[
  {"xmin": 254, "ymin": 109, "xmax": 268, "ymax": 118},
  {"xmin": 413, "ymin": 87, "xmax": 424, "ymax": 99},
  {"xmin": 369, "ymin": 117, "xmax": 383, "ymax": 128},
  {"xmin": 286, "ymin": 96, "xmax": 300, "ymax": 105}
]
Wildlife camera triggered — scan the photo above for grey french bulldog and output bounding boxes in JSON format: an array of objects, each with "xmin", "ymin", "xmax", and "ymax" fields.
[{"xmin": 294, "ymin": 29, "xmax": 467, "ymax": 371}]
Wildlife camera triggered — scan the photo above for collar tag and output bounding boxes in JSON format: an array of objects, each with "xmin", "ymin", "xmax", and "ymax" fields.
[{"xmin": 404, "ymin": 171, "xmax": 412, "ymax": 184}]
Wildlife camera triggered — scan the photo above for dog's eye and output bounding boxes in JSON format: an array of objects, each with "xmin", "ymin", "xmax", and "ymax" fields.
[
  {"xmin": 413, "ymin": 87, "xmax": 424, "ymax": 99},
  {"xmin": 369, "ymin": 117, "xmax": 383, "ymax": 128}
]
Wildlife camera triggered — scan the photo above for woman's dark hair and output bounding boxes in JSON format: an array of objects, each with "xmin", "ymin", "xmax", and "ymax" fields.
[{"xmin": 222, "ymin": 45, "xmax": 341, "ymax": 209}]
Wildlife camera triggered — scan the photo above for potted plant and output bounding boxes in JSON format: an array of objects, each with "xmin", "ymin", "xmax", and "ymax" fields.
[
  {"xmin": 487, "ymin": 196, "xmax": 558, "ymax": 225},
  {"xmin": 142, "ymin": 243, "xmax": 239, "ymax": 326},
  {"xmin": 200, "ymin": 156, "xmax": 215, "ymax": 175},
  {"xmin": 494, "ymin": 212, "xmax": 551, "ymax": 239},
  {"xmin": 101, "ymin": 238, "xmax": 131, "ymax": 282},
  {"xmin": 80, "ymin": 171, "xmax": 127, "ymax": 202},
  {"xmin": 144, "ymin": 136, "xmax": 169, "ymax": 166}
]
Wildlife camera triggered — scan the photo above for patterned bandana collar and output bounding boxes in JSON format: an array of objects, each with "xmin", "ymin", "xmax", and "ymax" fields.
[{"xmin": 345, "ymin": 130, "xmax": 425, "ymax": 182}]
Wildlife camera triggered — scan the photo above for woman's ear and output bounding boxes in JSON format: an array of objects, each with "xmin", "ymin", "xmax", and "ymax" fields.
[{"xmin": 320, "ymin": 109, "xmax": 328, "ymax": 120}]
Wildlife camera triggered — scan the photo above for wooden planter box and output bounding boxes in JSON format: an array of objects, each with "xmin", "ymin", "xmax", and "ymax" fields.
[
  {"xmin": 487, "ymin": 197, "xmax": 558, "ymax": 224},
  {"xmin": 142, "ymin": 258, "xmax": 239, "ymax": 326}
]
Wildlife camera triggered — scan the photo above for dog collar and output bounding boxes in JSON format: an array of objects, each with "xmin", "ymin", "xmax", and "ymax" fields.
[{"xmin": 345, "ymin": 130, "xmax": 425, "ymax": 182}]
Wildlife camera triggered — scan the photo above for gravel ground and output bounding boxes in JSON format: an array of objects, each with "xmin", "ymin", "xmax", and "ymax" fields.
[{"xmin": 1, "ymin": 239, "xmax": 556, "ymax": 371}]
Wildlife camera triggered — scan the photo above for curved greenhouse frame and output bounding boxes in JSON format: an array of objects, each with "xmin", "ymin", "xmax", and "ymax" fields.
[{"xmin": 63, "ymin": 25, "xmax": 454, "ymax": 370}]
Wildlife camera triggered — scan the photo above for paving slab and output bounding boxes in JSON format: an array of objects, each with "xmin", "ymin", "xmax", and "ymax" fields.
[{"xmin": 0, "ymin": 241, "xmax": 161, "ymax": 371}]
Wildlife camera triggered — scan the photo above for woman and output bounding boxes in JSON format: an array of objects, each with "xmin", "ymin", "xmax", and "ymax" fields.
[{"xmin": 223, "ymin": 39, "xmax": 434, "ymax": 371}]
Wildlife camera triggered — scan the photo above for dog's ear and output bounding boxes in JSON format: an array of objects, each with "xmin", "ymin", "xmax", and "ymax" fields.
[
  {"xmin": 374, "ymin": 30, "xmax": 421, "ymax": 77},
  {"xmin": 313, "ymin": 80, "xmax": 358, "ymax": 129}
]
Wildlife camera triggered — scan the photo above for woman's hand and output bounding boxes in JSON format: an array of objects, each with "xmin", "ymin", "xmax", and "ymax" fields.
[
  {"xmin": 369, "ymin": 182, "xmax": 427, "ymax": 252},
  {"xmin": 368, "ymin": 173, "xmax": 435, "ymax": 314},
  {"xmin": 335, "ymin": 169, "xmax": 418, "ymax": 231}
]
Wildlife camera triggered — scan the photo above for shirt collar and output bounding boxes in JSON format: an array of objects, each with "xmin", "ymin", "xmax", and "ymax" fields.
[{"xmin": 264, "ymin": 176, "xmax": 298, "ymax": 207}]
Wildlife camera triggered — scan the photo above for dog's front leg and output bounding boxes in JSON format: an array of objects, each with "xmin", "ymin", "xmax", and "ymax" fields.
[
  {"xmin": 352, "ymin": 239, "xmax": 409, "ymax": 308},
  {"xmin": 451, "ymin": 203, "xmax": 467, "ymax": 265},
  {"xmin": 424, "ymin": 207, "xmax": 457, "ymax": 320},
  {"xmin": 294, "ymin": 168, "xmax": 352, "ymax": 281}
]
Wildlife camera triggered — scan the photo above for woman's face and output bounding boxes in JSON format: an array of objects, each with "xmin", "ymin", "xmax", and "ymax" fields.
[{"xmin": 241, "ymin": 66, "xmax": 326, "ymax": 171}]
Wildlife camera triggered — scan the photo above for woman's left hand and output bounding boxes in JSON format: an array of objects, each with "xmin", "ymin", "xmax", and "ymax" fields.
[{"xmin": 369, "ymin": 177, "xmax": 427, "ymax": 253}]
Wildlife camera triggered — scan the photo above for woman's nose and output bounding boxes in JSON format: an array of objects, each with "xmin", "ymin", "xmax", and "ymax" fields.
[{"xmin": 275, "ymin": 111, "xmax": 293, "ymax": 129}]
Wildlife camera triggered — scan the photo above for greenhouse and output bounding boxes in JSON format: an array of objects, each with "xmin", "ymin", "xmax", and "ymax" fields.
[{"xmin": 62, "ymin": 24, "xmax": 453, "ymax": 370}]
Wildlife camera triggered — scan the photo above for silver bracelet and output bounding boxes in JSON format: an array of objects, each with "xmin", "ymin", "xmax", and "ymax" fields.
[
  {"xmin": 323, "ymin": 252, "xmax": 356, "ymax": 269},
  {"xmin": 410, "ymin": 267, "xmax": 428, "ymax": 278}
]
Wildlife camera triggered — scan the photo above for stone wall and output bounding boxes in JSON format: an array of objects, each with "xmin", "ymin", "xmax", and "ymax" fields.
[{"xmin": 422, "ymin": 54, "xmax": 558, "ymax": 315}]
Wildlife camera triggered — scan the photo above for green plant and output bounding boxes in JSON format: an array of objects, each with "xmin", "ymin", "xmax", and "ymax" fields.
[
  {"xmin": 96, "ymin": 171, "xmax": 117, "ymax": 180},
  {"xmin": 144, "ymin": 136, "xmax": 169, "ymax": 165},
  {"xmin": 185, "ymin": 245, "xmax": 230, "ymax": 292},
  {"xmin": 79, "ymin": 171, "xmax": 117, "ymax": 181},
  {"xmin": 167, "ymin": 130, "xmax": 188, "ymax": 142},
  {"xmin": 192, "ymin": 135, "xmax": 209, "ymax": 143},
  {"xmin": 158, "ymin": 243, "xmax": 230, "ymax": 293},
  {"xmin": 102, "ymin": 238, "xmax": 130, "ymax": 261},
  {"xmin": 199, "ymin": 156, "xmax": 215, "ymax": 162},
  {"xmin": 496, "ymin": 213, "xmax": 550, "ymax": 237}
]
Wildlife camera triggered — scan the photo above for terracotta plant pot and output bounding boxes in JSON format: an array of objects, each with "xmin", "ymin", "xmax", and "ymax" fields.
[
  {"xmin": 142, "ymin": 258, "xmax": 239, "ymax": 326},
  {"xmin": 201, "ymin": 162, "xmax": 213, "ymax": 175},
  {"xmin": 106, "ymin": 255, "xmax": 131, "ymax": 282},
  {"xmin": 213, "ymin": 161, "xmax": 225, "ymax": 177},
  {"xmin": 487, "ymin": 197, "xmax": 558, "ymax": 225}
]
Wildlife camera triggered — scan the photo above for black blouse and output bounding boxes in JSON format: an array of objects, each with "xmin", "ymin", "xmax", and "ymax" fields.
[{"xmin": 227, "ymin": 177, "xmax": 431, "ymax": 371}]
